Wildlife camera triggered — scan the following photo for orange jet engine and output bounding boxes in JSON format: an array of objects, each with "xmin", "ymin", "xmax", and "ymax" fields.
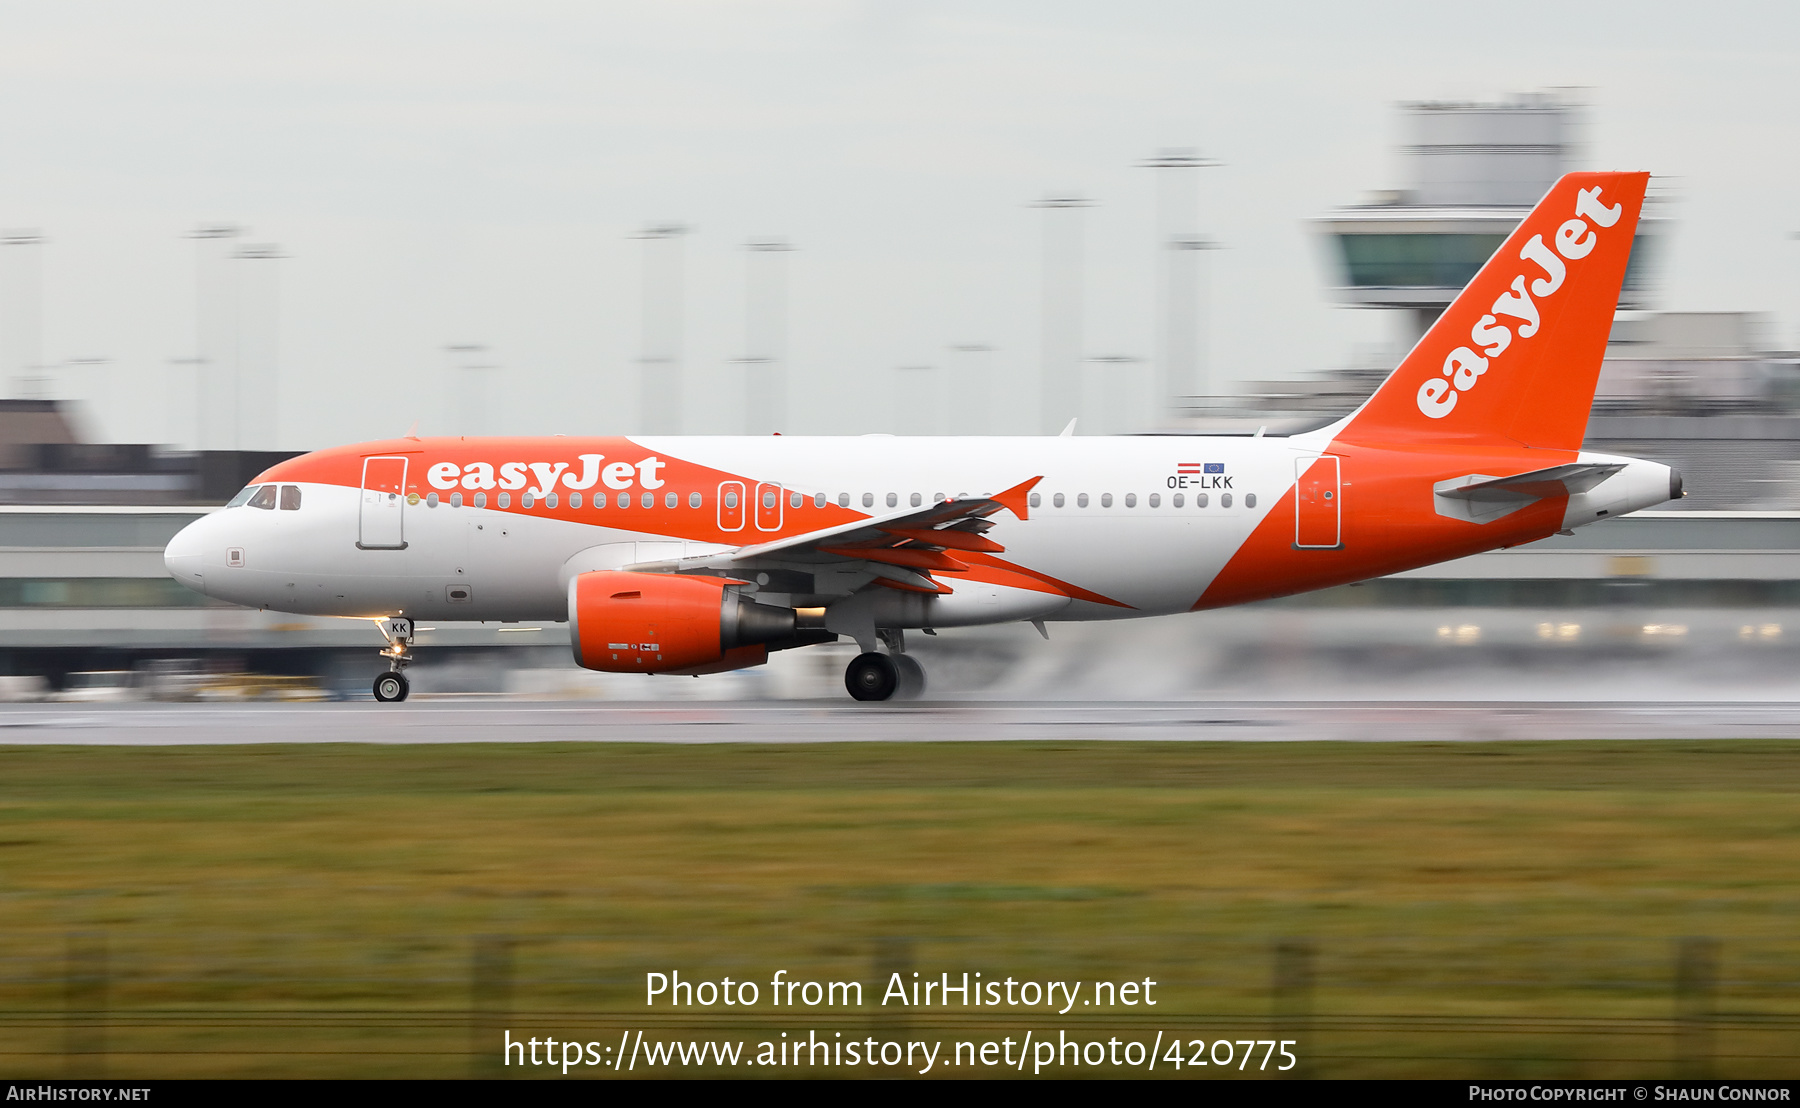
[{"xmin": 568, "ymin": 571, "xmax": 799, "ymax": 674}]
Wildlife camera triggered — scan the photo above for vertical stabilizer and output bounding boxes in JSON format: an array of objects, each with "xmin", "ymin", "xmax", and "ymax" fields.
[{"xmin": 1336, "ymin": 171, "xmax": 1648, "ymax": 452}]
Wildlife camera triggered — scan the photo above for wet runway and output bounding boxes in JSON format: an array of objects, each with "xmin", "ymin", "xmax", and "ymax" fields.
[{"xmin": 4, "ymin": 699, "xmax": 1800, "ymax": 744}]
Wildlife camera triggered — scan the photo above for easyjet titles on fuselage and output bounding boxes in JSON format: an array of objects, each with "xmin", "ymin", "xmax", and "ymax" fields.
[{"xmin": 425, "ymin": 454, "xmax": 668, "ymax": 497}]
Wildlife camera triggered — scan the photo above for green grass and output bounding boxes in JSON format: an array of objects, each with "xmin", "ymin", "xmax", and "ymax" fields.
[{"xmin": 2, "ymin": 741, "xmax": 1799, "ymax": 1078}]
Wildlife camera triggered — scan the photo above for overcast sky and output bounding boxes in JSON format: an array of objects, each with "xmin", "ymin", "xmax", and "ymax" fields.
[{"xmin": 0, "ymin": 1, "xmax": 1796, "ymax": 447}]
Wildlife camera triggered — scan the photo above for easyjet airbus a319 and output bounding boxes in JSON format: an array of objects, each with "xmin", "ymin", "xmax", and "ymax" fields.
[{"xmin": 164, "ymin": 172, "xmax": 1680, "ymax": 702}]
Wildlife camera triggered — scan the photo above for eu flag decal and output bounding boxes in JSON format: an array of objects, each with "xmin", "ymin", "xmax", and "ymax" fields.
[{"xmin": 1203, "ymin": 463, "xmax": 1225, "ymax": 474}]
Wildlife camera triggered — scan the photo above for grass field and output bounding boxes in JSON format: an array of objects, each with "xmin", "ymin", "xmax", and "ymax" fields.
[{"xmin": 2, "ymin": 740, "xmax": 1799, "ymax": 1078}]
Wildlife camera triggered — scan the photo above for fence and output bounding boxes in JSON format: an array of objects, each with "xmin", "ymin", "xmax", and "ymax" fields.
[{"xmin": 4, "ymin": 931, "xmax": 1797, "ymax": 1078}]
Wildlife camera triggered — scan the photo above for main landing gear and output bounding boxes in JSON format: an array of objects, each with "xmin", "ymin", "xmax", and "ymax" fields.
[
  {"xmin": 372, "ymin": 617, "xmax": 414, "ymax": 703},
  {"xmin": 844, "ymin": 630, "xmax": 926, "ymax": 702}
]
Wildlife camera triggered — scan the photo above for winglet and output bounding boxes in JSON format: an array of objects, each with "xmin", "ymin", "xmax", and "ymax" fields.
[
  {"xmin": 990, "ymin": 476, "xmax": 1042, "ymax": 521},
  {"xmin": 1058, "ymin": 418, "xmax": 1078, "ymax": 437},
  {"xmin": 404, "ymin": 420, "xmax": 421, "ymax": 441}
]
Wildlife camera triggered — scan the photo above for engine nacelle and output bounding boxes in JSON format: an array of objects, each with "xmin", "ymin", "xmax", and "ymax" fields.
[{"xmin": 568, "ymin": 571, "xmax": 797, "ymax": 674}]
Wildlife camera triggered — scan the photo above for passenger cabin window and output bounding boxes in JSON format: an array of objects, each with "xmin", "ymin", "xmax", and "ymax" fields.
[
  {"xmin": 226, "ymin": 486, "xmax": 258, "ymax": 508},
  {"xmin": 1053, "ymin": 493, "xmax": 1065, "ymax": 508},
  {"xmin": 690, "ymin": 492, "xmax": 703, "ymax": 509},
  {"xmin": 724, "ymin": 491, "xmax": 738, "ymax": 509},
  {"xmin": 248, "ymin": 485, "xmax": 278, "ymax": 510}
]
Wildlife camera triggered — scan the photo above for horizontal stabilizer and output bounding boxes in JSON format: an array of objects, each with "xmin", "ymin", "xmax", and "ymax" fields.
[{"xmin": 1435, "ymin": 462, "xmax": 1626, "ymax": 502}]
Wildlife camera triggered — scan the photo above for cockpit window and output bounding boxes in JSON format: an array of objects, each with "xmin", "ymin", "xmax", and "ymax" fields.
[
  {"xmin": 226, "ymin": 486, "xmax": 258, "ymax": 508},
  {"xmin": 280, "ymin": 485, "xmax": 302, "ymax": 510},
  {"xmin": 248, "ymin": 485, "xmax": 278, "ymax": 510}
]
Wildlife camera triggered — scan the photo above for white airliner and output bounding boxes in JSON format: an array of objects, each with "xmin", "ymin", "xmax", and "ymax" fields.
[{"xmin": 164, "ymin": 171, "xmax": 1678, "ymax": 702}]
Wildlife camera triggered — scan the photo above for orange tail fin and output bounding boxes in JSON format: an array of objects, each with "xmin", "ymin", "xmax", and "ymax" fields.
[{"xmin": 1336, "ymin": 171, "xmax": 1649, "ymax": 452}]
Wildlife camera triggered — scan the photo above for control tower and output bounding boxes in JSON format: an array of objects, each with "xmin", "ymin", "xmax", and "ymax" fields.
[{"xmin": 1316, "ymin": 93, "xmax": 1659, "ymax": 344}]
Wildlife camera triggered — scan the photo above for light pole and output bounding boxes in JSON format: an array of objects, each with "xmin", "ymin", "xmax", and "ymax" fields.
[
  {"xmin": 946, "ymin": 343, "xmax": 994, "ymax": 435},
  {"xmin": 739, "ymin": 238, "xmax": 793, "ymax": 435},
  {"xmin": 0, "ymin": 229, "xmax": 44, "ymax": 399},
  {"xmin": 165, "ymin": 357, "xmax": 206, "ymax": 450},
  {"xmin": 1034, "ymin": 195, "xmax": 1090, "ymax": 434},
  {"xmin": 1142, "ymin": 150, "xmax": 1221, "ymax": 418},
  {"xmin": 187, "ymin": 224, "xmax": 240, "ymax": 449},
  {"xmin": 1086, "ymin": 355, "xmax": 1143, "ymax": 435},
  {"xmin": 444, "ymin": 344, "xmax": 499, "ymax": 437},
  {"xmin": 234, "ymin": 244, "xmax": 284, "ymax": 450},
  {"xmin": 635, "ymin": 223, "xmax": 688, "ymax": 435}
]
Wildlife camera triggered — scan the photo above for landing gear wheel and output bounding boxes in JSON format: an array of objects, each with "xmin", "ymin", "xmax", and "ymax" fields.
[
  {"xmin": 892, "ymin": 654, "xmax": 926, "ymax": 700},
  {"xmin": 373, "ymin": 671, "xmax": 410, "ymax": 703},
  {"xmin": 845, "ymin": 652, "xmax": 899, "ymax": 702}
]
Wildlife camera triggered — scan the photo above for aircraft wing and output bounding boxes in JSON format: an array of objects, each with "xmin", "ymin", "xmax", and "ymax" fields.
[{"xmin": 633, "ymin": 476, "xmax": 1042, "ymax": 594}]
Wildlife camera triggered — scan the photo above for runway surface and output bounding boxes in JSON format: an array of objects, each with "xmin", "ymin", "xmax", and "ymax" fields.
[{"xmin": 4, "ymin": 699, "xmax": 1800, "ymax": 743}]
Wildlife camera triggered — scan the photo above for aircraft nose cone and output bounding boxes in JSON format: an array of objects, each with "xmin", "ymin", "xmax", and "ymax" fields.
[{"xmin": 164, "ymin": 519, "xmax": 208, "ymax": 596}]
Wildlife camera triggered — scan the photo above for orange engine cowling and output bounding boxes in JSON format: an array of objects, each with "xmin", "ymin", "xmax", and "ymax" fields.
[{"xmin": 568, "ymin": 571, "xmax": 797, "ymax": 674}]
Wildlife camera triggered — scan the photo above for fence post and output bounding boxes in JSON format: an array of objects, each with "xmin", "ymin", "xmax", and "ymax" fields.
[
  {"xmin": 1272, "ymin": 938, "xmax": 1315, "ymax": 1079},
  {"xmin": 470, "ymin": 936, "xmax": 515, "ymax": 1078},
  {"xmin": 1674, "ymin": 937, "xmax": 1719, "ymax": 1079},
  {"xmin": 64, "ymin": 932, "xmax": 107, "ymax": 1078},
  {"xmin": 870, "ymin": 936, "xmax": 914, "ymax": 1042}
]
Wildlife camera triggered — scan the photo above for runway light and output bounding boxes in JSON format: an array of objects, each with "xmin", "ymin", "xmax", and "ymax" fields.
[
  {"xmin": 1438, "ymin": 624, "xmax": 1481, "ymax": 644},
  {"xmin": 1738, "ymin": 623, "xmax": 1782, "ymax": 641},
  {"xmin": 1538, "ymin": 622, "xmax": 1581, "ymax": 641},
  {"xmin": 1642, "ymin": 624, "xmax": 1688, "ymax": 638}
]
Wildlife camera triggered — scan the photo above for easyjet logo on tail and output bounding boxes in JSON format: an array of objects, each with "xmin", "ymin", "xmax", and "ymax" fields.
[{"xmin": 1416, "ymin": 186, "xmax": 1623, "ymax": 420}]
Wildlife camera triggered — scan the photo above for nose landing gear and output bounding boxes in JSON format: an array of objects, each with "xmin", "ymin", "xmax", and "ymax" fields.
[
  {"xmin": 373, "ymin": 670, "xmax": 410, "ymax": 702},
  {"xmin": 372, "ymin": 617, "xmax": 414, "ymax": 703}
]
